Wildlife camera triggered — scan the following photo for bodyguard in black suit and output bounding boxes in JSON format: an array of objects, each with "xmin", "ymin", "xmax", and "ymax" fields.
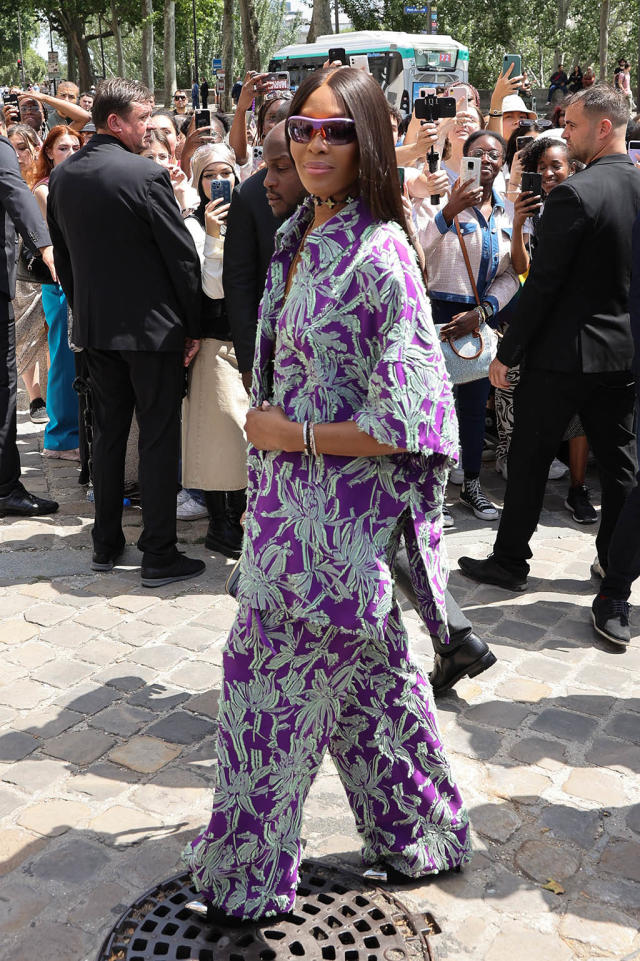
[
  {"xmin": 46, "ymin": 79, "xmax": 205, "ymax": 587},
  {"xmin": 460, "ymin": 85, "xmax": 640, "ymax": 594},
  {"xmin": 0, "ymin": 130, "xmax": 58, "ymax": 517}
]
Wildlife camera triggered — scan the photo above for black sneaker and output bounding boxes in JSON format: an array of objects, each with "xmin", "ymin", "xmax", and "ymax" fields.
[
  {"xmin": 29, "ymin": 397, "xmax": 49, "ymax": 424},
  {"xmin": 591, "ymin": 594, "xmax": 631, "ymax": 647},
  {"xmin": 565, "ymin": 485, "xmax": 597, "ymax": 524},
  {"xmin": 141, "ymin": 551, "xmax": 205, "ymax": 588},
  {"xmin": 91, "ymin": 547, "xmax": 125, "ymax": 572},
  {"xmin": 459, "ymin": 478, "xmax": 498, "ymax": 521},
  {"xmin": 442, "ymin": 506, "xmax": 454, "ymax": 529}
]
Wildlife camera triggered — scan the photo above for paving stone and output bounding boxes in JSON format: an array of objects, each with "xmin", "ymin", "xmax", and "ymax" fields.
[
  {"xmin": 483, "ymin": 868, "xmax": 554, "ymax": 916},
  {"xmin": 108, "ymin": 735, "xmax": 182, "ymax": 773},
  {"xmin": 562, "ymin": 767, "xmax": 627, "ymax": 806},
  {"xmin": 5, "ymin": 640, "xmax": 56, "ymax": 669},
  {"xmin": 0, "ymin": 679, "xmax": 54, "ymax": 709},
  {"xmin": 18, "ymin": 799, "xmax": 92, "ymax": 837},
  {"xmin": 627, "ymin": 804, "xmax": 640, "ymax": 835},
  {"xmin": 516, "ymin": 655, "xmax": 571, "ymax": 683},
  {"xmin": 112, "ymin": 620, "xmax": 159, "ymax": 646},
  {"xmin": 485, "ymin": 920, "xmax": 573, "ymax": 961},
  {"xmin": 128, "ymin": 644, "xmax": 185, "ymax": 671},
  {"xmin": 30, "ymin": 838, "xmax": 110, "ymax": 882},
  {"xmin": 89, "ymin": 703, "xmax": 154, "ymax": 736},
  {"xmin": 167, "ymin": 660, "xmax": 221, "ymax": 692},
  {"xmin": 183, "ymin": 689, "xmax": 220, "ymax": 720},
  {"xmin": 0, "ymin": 730, "xmax": 39, "ymax": 762},
  {"xmin": 559, "ymin": 906, "xmax": 638, "ymax": 957},
  {"xmin": 69, "ymin": 761, "xmax": 139, "ymax": 800},
  {"xmin": 2, "ymin": 757, "xmax": 68, "ymax": 793},
  {"xmin": 42, "ymin": 729, "xmax": 116, "ymax": 765},
  {"xmin": 562, "ymin": 691, "xmax": 616, "ymax": 716},
  {"xmin": 108, "ymin": 593, "xmax": 158, "ymax": 613},
  {"xmin": 604, "ymin": 711, "xmax": 640, "ymax": 745},
  {"xmin": 463, "ymin": 701, "xmax": 532, "ymax": 730},
  {"xmin": 75, "ymin": 636, "xmax": 132, "ymax": 666},
  {"xmin": 73, "ymin": 605, "xmax": 125, "ymax": 630},
  {"xmin": 91, "ymin": 663, "xmax": 158, "ymax": 691},
  {"xmin": 494, "ymin": 678, "xmax": 551, "ymax": 702},
  {"xmin": 508, "ymin": 736, "xmax": 567, "ymax": 770},
  {"xmin": 131, "ymin": 767, "xmax": 209, "ymax": 819},
  {"xmin": 514, "ymin": 838, "xmax": 581, "ymax": 882},
  {"xmin": 192, "ymin": 606, "xmax": 238, "ymax": 631},
  {"xmin": 31, "ymin": 657, "xmax": 95, "ymax": 688},
  {"xmin": 445, "ymin": 723, "xmax": 503, "ymax": 761},
  {"xmin": 67, "ymin": 880, "xmax": 131, "ymax": 929},
  {"xmin": 18, "ymin": 706, "xmax": 81, "ymax": 739},
  {"xmin": 540, "ymin": 804, "xmax": 602, "ymax": 849},
  {"xmin": 8, "ymin": 919, "xmax": 91, "ymax": 961},
  {"xmin": 0, "ymin": 827, "xmax": 47, "ymax": 876},
  {"xmin": 139, "ymin": 605, "xmax": 190, "ymax": 628},
  {"xmin": 0, "ymin": 880, "xmax": 51, "ymax": 933},
  {"xmin": 492, "ymin": 620, "xmax": 546, "ymax": 644},
  {"xmin": 575, "ymin": 663, "xmax": 633, "ymax": 692},
  {"xmin": 530, "ymin": 707, "xmax": 598, "ymax": 742},
  {"xmin": 23, "ymin": 602, "xmax": 76, "ymax": 626},
  {"xmin": 585, "ymin": 877, "xmax": 640, "ymax": 911},
  {"xmin": 54, "ymin": 683, "xmax": 120, "ymax": 715},
  {"xmin": 471, "ymin": 802, "xmax": 521, "ymax": 842},
  {"xmin": 89, "ymin": 804, "xmax": 162, "ymax": 845},
  {"xmin": 0, "ymin": 618, "xmax": 40, "ymax": 644},
  {"xmin": 0, "ymin": 787, "xmax": 24, "ymax": 816},
  {"xmin": 487, "ymin": 766, "xmax": 552, "ymax": 804},
  {"xmin": 127, "ymin": 684, "xmax": 190, "ymax": 712},
  {"xmin": 599, "ymin": 840, "xmax": 640, "ymax": 882},
  {"xmin": 144, "ymin": 710, "xmax": 214, "ymax": 745},
  {"xmin": 585, "ymin": 736, "xmax": 640, "ymax": 774},
  {"xmin": 39, "ymin": 621, "xmax": 95, "ymax": 649}
]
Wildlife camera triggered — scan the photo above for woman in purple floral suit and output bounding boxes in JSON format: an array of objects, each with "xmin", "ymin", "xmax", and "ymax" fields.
[{"xmin": 184, "ymin": 67, "xmax": 471, "ymax": 923}]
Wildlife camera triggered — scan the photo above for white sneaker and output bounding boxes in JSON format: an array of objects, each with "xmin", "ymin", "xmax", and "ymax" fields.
[
  {"xmin": 177, "ymin": 495, "xmax": 209, "ymax": 521},
  {"xmin": 548, "ymin": 457, "xmax": 569, "ymax": 480},
  {"xmin": 449, "ymin": 467, "xmax": 464, "ymax": 485},
  {"xmin": 459, "ymin": 478, "xmax": 499, "ymax": 520},
  {"xmin": 443, "ymin": 506, "xmax": 454, "ymax": 528}
]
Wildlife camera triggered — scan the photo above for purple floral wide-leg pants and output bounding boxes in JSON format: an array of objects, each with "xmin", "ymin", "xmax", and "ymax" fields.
[{"xmin": 183, "ymin": 602, "xmax": 471, "ymax": 919}]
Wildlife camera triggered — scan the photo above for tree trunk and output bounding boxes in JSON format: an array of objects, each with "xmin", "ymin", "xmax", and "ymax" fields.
[
  {"xmin": 237, "ymin": 0, "xmax": 261, "ymax": 71},
  {"xmin": 220, "ymin": 0, "xmax": 234, "ymax": 112},
  {"xmin": 553, "ymin": 0, "xmax": 570, "ymax": 70},
  {"xmin": 141, "ymin": 0, "xmax": 154, "ymax": 93},
  {"xmin": 163, "ymin": 0, "xmax": 176, "ymax": 106},
  {"xmin": 307, "ymin": 0, "xmax": 333, "ymax": 43},
  {"xmin": 66, "ymin": 36, "xmax": 76, "ymax": 82},
  {"xmin": 70, "ymin": 23, "xmax": 95, "ymax": 89},
  {"xmin": 110, "ymin": 0, "xmax": 125, "ymax": 76},
  {"xmin": 599, "ymin": 0, "xmax": 610, "ymax": 81}
]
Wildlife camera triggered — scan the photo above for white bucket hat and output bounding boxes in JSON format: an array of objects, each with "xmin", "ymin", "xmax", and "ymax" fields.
[{"xmin": 502, "ymin": 94, "xmax": 537, "ymax": 119}]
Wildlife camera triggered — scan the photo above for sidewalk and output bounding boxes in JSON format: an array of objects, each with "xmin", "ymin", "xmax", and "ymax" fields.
[{"xmin": 0, "ymin": 409, "xmax": 638, "ymax": 961}]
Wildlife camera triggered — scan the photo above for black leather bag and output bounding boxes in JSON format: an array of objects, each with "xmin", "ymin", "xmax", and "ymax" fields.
[{"xmin": 16, "ymin": 243, "xmax": 52, "ymax": 285}]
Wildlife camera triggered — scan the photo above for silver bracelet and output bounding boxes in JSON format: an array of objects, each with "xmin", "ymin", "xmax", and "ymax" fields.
[{"xmin": 309, "ymin": 422, "xmax": 318, "ymax": 457}]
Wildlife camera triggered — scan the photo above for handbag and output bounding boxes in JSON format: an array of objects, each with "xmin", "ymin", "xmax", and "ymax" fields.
[
  {"xmin": 225, "ymin": 560, "xmax": 241, "ymax": 599},
  {"xmin": 434, "ymin": 217, "xmax": 499, "ymax": 385},
  {"xmin": 16, "ymin": 243, "xmax": 53, "ymax": 285}
]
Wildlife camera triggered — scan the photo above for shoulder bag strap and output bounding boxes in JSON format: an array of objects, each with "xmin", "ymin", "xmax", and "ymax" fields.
[{"xmin": 453, "ymin": 215, "xmax": 481, "ymax": 305}]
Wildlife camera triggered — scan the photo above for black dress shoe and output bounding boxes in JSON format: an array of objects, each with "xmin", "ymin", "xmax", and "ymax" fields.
[
  {"xmin": 186, "ymin": 899, "xmax": 293, "ymax": 928},
  {"xmin": 141, "ymin": 551, "xmax": 205, "ymax": 588},
  {"xmin": 430, "ymin": 632, "xmax": 497, "ymax": 695},
  {"xmin": 363, "ymin": 861, "xmax": 462, "ymax": 884},
  {"xmin": 0, "ymin": 482, "xmax": 58, "ymax": 518},
  {"xmin": 91, "ymin": 547, "xmax": 125, "ymax": 572},
  {"xmin": 458, "ymin": 554, "xmax": 528, "ymax": 592}
]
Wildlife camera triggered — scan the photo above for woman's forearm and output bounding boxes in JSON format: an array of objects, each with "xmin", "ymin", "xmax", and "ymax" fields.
[
  {"xmin": 281, "ymin": 418, "xmax": 404, "ymax": 457},
  {"xmin": 229, "ymin": 109, "xmax": 250, "ymax": 165},
  {"xmin": 510, "ymin": 224, "xmax": 529, "ymax": 274}
]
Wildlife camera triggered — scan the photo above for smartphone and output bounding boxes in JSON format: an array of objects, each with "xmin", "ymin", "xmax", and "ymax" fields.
[
  {"xmin": 521, "ymin": 171, "xmax": 543, "ymax": 196},
  {"xmin": 414, "ymin": 95, "xmax": 456, "ymax": 121},
  {"xmin": 253, "ymin": 145, "xmax": 264, "ymax": 162},
  {"xmin": 419, "ymin": 86, "xmax": 437, "ymax": 98},
  {"xmin": 261, "ymin": 71, "xmax": 290, "ymax": 91},
  {"xmin": 209, "ymin": 179, "xmax": 232, "ymax": 204},
  {"xmin": 195, "ymin": 108, "xmax": 212, "ymax": 129},
  {"xmin": 328, "ymin": 47, "xmax": 347, "ymax": 65},
  {"xmin": 628, "ymin": 140, "xmax": 640, "ymax": 165},
  {"xmin": 398, "ymin": 167, "xmax": 405, "ymax": 189},
  {"xmin": 5, "ymin": 92, "xmax": 19, "ymax": 106},
  {"xmin": 349, "ymin": 54, "xmax": 371, "ymax": 73},
  {"xmin": 516, "ymin": 135, "xmax": 535, "ymax": 152},
  {"xmin": 461, "ymin": 156, "xmax": 481, "ymax": 190},
  {"xmin": 503, "ymin": 53, "xmax": 522, "ymax": 77},
  {"xmin": 453, "ymin": 87, "xmax": 467, "ymax": 111}
]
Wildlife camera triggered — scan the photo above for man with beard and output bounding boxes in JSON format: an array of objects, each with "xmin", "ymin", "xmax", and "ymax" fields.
[
  {"xmin": 47, "ymin": 78, "xmax": 205, "ymax": 587},
  {"xmin": 459, "ymin": 85, "xmax": 640, "ymax": 617}
]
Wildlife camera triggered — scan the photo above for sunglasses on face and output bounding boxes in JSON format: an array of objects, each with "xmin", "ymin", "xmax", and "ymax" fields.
[
  {"xmin": 287, "ymin": 115, "xmax": 356, "ymax": 145},
  {"xmin": 174, "ymin": 95, "xmax": 186, "ymax": 101}
]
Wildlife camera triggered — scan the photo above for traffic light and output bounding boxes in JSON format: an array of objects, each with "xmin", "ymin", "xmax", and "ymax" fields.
[{"xmin": 17, "ymin": 58, "xmax": 22, "ymax": 68}]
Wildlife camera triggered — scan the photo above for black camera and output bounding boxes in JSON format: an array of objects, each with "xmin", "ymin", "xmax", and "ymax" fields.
[{"xmin": 414, "ymin": 95, "xmax": 456, "ymax": 122}]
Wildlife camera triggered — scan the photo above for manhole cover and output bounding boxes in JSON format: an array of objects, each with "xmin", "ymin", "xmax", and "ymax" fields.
[{"xmin": 96, "ymin": 859, "xmax": 437, "ymax": 961}]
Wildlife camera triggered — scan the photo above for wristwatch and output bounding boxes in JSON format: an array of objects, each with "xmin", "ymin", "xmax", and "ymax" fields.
[{"xmin": 489, "ymin": 109, "xmax": 503, "ymax": 117}]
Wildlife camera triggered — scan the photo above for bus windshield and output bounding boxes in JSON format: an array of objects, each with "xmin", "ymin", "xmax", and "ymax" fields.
[{"xmin": 414, "ymin": 48, "xmax": 459, "ymax": 71}]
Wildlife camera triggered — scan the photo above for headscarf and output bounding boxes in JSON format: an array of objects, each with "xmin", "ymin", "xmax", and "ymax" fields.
[{"xmin": 190, "ymin": 142, "xmax": 238, "ymax": 224}]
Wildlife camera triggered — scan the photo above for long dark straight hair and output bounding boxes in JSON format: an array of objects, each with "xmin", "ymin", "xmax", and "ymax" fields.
[{"xmin": 285, "ymin": 68, "xmax": 411, "ymax": 242}]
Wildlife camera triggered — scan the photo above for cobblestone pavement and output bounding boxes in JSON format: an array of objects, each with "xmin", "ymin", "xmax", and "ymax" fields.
[{"xmin": 0, "ymin": 409, "xmax": 639, "ymax": 961}]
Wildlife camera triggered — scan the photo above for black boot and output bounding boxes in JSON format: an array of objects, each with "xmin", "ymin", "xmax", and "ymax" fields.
[
  {"xmin": 204, "ymin": 491, "xmax": 243, "ymax": 560},
  {"xmin": 226, "ymin": 488, "xmax": 246, "ymax": 543}
]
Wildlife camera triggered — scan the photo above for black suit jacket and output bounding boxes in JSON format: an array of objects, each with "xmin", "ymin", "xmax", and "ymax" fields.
[
  {"xmin": 223, "ymin": 168, "xmax": 285, "ymax": 373},
  {"xmin": 499, "ymin": 153, "xmax": 640, "ymax": 374},
  {"xmin": 0, "ymin": 136, "xmax": 50, "ymax": 301},
  {"xmin": 47, "ymin": 134, "xmax": 201, "ymax": 351},
  {"xmin": 629, "ymin": 211, "xmax": 640, "ymax": 379}
]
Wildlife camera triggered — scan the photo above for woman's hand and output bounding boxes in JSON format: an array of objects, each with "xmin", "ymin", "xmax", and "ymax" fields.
[
  {"xmin": 245, "ymin": 402, "xmax": 301, "ymax": 452},
  {"xmin": 509, "ymin": 148, "xmax": 526, "ymax": 189},
  {"xmin": 204, "ymin": 196, "xmax": 231, "ymax": 238},
  {"xmin": 439, "ymin": 308, "xmax": 481, "ymax": 341},
  {"xmin": 491, "ymin": 64, "xmax": 525, "ymax": 107},
  {"xmin": 415, "ymin": 120, "xmax": 439, "ymax": 155},
  {"xmin": 168, "ymin": 163, "xmax": 191, "ymax": 208},
  {"xmin": 421, "ymin": 167, "xmax": 450, "ymax": 199},
  {"xmin": 237, "ymin": 70, "xmax": 262, "ymax": 111},
  {"xmin": 513, "ymin": 189, "xmax": 542, "ymax": 227},
  {"xmin": 442, "ymin": 177, "xmax": 483, "ymax": 222}
]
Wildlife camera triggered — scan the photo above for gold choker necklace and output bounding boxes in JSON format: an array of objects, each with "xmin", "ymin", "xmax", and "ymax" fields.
[{"xmin": 310, "ymin": 194, "xmax": 356, "ymax": 209}]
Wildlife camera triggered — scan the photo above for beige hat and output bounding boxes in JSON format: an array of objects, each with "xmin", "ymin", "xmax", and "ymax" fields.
[{"xmin": 502, "ymin": 94, "xmax": 537, "ymax": 119}]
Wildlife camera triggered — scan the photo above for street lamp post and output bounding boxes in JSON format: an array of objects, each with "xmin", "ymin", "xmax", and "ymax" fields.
[
  {"xmin": 17, "ymin": 9, "xmax": 26, "ymax": 87},
  {"xmin": 191, "ymin": 0, "xmax": 199, "ymax": 87},
  {"xmin": 98, "ymin": 12, "xmax": 106, "ymax": 79}
]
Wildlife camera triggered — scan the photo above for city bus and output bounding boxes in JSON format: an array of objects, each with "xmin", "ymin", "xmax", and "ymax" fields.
[{"xmin": 269, "ymin": 30, "xmax": 470, "ymax": 114}]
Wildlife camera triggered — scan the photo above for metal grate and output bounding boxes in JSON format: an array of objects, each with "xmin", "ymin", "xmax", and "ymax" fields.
[{"xmin": 96, "ymin": 859, "xmax": 437, "ymax": 961}]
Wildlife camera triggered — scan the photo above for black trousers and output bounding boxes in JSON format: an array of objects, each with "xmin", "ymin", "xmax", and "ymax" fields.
[
  {"xmin": 85, "ymin": 347, "xmax": 183, "ymax": 565},
  {"xmin": 494, "ymin": 368, "xmax": 637, "ymax": 578},
  {"xmin": 393, "ymin": 556, "xmax": 473, "ymax": 655},
  {"xmin": 601, "ymin": 380, "xmax": 640, "ymax": 600},
  {"xmin": 0, "ymin": 296, "xmax": 21, "ymax": 496}
]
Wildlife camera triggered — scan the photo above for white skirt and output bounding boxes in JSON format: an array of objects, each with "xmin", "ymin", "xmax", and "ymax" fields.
[{"xmin": 182, "ymin": 338, "xmax": 249, "ymax": 491}]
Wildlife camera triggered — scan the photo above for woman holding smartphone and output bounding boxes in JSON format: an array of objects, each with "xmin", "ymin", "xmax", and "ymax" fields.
[
  {"xmin": 183, "ymin": 66, "xmax": 470, "ymax": 924},
  {"xmin": 181, "ymin": 143, "xmax": 249, "ymax": 555}
]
